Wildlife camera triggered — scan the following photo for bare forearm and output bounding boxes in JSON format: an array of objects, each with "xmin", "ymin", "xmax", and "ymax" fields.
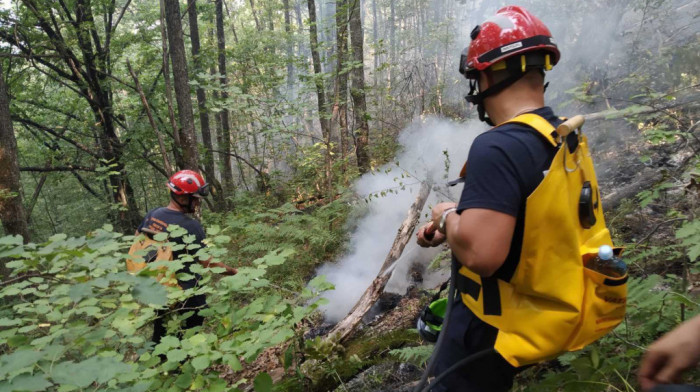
[
  {"xmin": 443, "ymin": 209, "xmax": 512, "ymax": 277},
  {"xmin": 199, "ymin": 258, "xmax": 237, "ymax": 275},
  {"xmin": 445, "ymin": 213, "xmax": 489, "ymax": 275}
]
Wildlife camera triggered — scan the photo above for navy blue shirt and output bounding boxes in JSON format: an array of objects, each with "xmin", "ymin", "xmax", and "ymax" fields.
[
  {"xmin": 457, "ymin": 107, "xmax": 562, "ymax": 281},
  {"xmin": 137, "ymin": 207, "xmax": 206, "ymax": 289}
]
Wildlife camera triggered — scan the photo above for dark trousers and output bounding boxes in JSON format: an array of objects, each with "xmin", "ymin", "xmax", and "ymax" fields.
[
  {"xmin": 152, "ymin": 294, "xmax": 207, "ymax": 345},
  {"xmin": 431, "ymin": 300, "xmax": 519, "ymax": 392}
]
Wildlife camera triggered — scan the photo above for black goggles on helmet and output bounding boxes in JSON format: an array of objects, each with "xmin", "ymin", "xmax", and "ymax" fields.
[{"xmin": 195, "ymin": 183, "xmax": 210, "ymax": 198}]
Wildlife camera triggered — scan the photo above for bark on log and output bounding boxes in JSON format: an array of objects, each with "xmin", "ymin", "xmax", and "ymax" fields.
[
  {"xmin": 583, "ymin": 91, "xmax": 700, "ymax": 122},
  {"xmin": 328, "ymin": 182, "xmax": 431, "ymax": 342}
]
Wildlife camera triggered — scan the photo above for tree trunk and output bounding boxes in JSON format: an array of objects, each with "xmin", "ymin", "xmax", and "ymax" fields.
[
  {"xmin": 389, "ymin": 0, "xmax": 395, "ymax": 86},
  {"xmin": 0, "ymin": 65, "xmax": 30, "ymax": 245},
  {"xmin": 307, "ymin": 0, "xmax": 333, "ymax": 199},
  {"xmin": 126, "ymin": 60, "xmax": 173, "ymax": 175},
  {"xmin": 283, "ymin": 0, "xmax": 294, "ymax": 92},
  {"xmin": 159, "ymin": 0, "xmax": 185, "ymax": 169},
  {"xmin": 248, "ymin": 0, "xmax": 262, "ymax": 31},
  {"xmin": 372, "ymin": 0, "xmax": 378, "ymax": 84},
  {"xmin": 215, "ymin": 0, "xmax": 235, "ymax": 197},
  {"xmin": 349, "ymin": 0, "xmax": 370, "ymax": 173},
  {"xmin": 10, "ymin": 0, "xmax": 141, "ymax": 232},
  {"xmin": 335, "ymin": 0, "xmax": 349, "ymax": 169},
  {"xmin": 163, "ymin": 0, "xmax": 200, "ymax": 171},
  {"xmin": 187, "ymin": 0, "xmax": 224, "ymax": 210}
]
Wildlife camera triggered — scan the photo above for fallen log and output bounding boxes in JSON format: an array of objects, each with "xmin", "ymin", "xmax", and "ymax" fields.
[
  {"xmin": 583, "ymin": 91, "xmax": 700, "ymax": 122},
  {"xmin": 602, "ymin": 168, "xmax": 664, "ymax": 212},
  {"xmin": 328, "ymin": 182, "xmax": 431, "ymax": 343}
]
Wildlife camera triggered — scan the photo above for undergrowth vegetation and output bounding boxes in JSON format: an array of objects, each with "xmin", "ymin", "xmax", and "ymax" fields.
[{"xmin": 0, "ymin": 225, "xmax": 332, "ymax": 391}]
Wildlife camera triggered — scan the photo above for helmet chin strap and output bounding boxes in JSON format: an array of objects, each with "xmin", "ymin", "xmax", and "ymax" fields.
[
  {"xmin": 465, "ymin": 71, "xmax": 530, "ymax": 126},
  {"xmin": 171, "ymin": 192, "xmax": 196, "ymax": 213}
]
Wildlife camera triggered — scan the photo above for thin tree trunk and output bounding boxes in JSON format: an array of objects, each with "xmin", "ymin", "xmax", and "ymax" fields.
[
  {"xmin": 389, "ymin": 0, "xmax": 395, "ymax": 86},
  {"xmin": 372, "ymin": 0, "xmax": 378, "ymax": 84},
  {"xmin": 248, "ymin": 0, "xmax": 262, "ymax": 31},
  {"xmin": 283, "ymin": 0, "xmax": 294, "ymax": 92},
  {"xmin": 215, "ymin": 0, "xmax": 235, "ymax": 196},
  {"xmin": 159, "ymin": 0, "xmax": 184, "ymax": 169},
  {"xmin": 307, "ymin": 0, "xmax": 333, "ymax": 199},
  {"xmin": 163, "ymin": 0, "xmax": 199, "ymax": 171},
  {"xmin": 0, "ymin": 65, "xmax": 30, "ymax": 247},
  {"xmin": 349, "ymin": 0, "xmax": 370, "ymax": 173},
  {"xmin": 335, "ymin": 0, "xmax": 349, "ymax": 171},
  {"xmin": 187, "ymin": 0, "xmax": 224, "ymax": 209},
  {"xmin": 126, "ymin": 60, "xmax": 173, "ymax": 175}
]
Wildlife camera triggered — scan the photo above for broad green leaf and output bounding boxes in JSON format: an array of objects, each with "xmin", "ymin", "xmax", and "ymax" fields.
[
  {"xmin": 0, "ymin": 235, "xmax": 23, "ymax": 246},
  {"xmin": 166, "ymin": 349, "xmax": 187, "ymax": 363},
  {"xmin": 223, "ymin": 354, "xmax": 242, "ymax": 371},
  {"xmin": 191, "ymin": 355, "xmax": 210, "ymax": 371},
  {"xmin": 0, "ymin": 350, "xmax": 43, "ymax": 378},
  {"xmin": 0, "ymin": 318, "xmax": 21, "ymax": 327},
  {"xmin": 131, "ymin": 278, "xmax": 168, "ymax": 306},
  {"xmin": 50, "ymin": 361, "xmax": 93, "ymax": 388},
  {"xmin": 68, "ymin": 283, "xmax": 93, "ymax": 302},
  {"xmin": 253, "ymin": 372, "xmax": 273, "ymax": 392},
  {"xmin": 174, "ymin": 372, "xmax": 192, "ymax": 389},
  {"xmin": 0, "ymin": 374, "xmax": 53, "ymax": 392},
  {"xmin": 51, "ymin": 357, "xmax": 132, "ymax": 388}
]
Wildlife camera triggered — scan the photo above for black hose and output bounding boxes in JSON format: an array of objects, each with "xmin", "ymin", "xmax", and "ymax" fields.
[
  {"xmin": 413, "ymin": 255, "xmax": 459, "ymax": 392},
  {"xmin": 420, "ymin": 348, "xmax": 496, "ymax": 392}
]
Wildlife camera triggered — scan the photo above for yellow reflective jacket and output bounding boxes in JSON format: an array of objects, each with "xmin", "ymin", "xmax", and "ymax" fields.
[{"xmin": 457, "ymin": 113, "xmax": 627, "ymax": 367}]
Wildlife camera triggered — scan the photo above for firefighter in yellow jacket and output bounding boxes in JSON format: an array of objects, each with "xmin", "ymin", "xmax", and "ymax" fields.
[{"xmin": 417, "ymin": 6, "xmax": 626, "ymax": 391}]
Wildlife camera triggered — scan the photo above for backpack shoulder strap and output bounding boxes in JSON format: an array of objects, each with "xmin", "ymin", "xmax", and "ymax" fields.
[
  {"xmin": 452, "ymin": 113, "xmax": 560, "ymax": 185},
  {"xmin": 500, "ymin": 113, "xmax": 559, "ymax": 147}
]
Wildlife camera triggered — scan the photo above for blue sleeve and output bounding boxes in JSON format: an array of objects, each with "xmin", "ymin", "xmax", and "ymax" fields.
[
  {"xmin": 137, "ymin": 210, "xmax": 152, "ymax": 232},
  {"xmin": 456, "ymin": 133, "xmax": 523, "ymax": 217}
]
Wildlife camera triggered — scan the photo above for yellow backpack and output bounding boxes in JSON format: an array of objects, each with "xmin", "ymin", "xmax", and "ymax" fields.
[
  {"xmin": 126, "ymin": 230, "xmax": 179, "ymax": 288},
  {"xmin": 457, "ymin": 113, "xmax": 627, "ymax": 367}
]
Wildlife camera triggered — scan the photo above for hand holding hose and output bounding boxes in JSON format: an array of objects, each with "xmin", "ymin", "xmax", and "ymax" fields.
[
  {"xmin": 417, "ymin": 202, "xmax": 456, "ymax": 247},
  {"xmin": 417, "ymin": 222, "xmax": 445, "ymax": 247}
]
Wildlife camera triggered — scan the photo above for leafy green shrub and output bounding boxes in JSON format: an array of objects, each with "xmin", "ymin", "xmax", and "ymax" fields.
[
  {"xmin": 218, "ymin": 197, "xmax": 351, "ymax": 291},
  {"xmin": 389, "ymin": 345, "xmax": 433, "ymax": 367},
  {"xmin": 0, "ymin": 225, "xmax": 330, "ymax": 391}
]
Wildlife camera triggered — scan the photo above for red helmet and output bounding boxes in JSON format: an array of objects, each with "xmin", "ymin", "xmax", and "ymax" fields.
[
  {"xmin": 459, "ymin": 6, "xmax": 560, "ymax": 79},
  {"xmin": 167, "ymin": 170, "xmax": 209, "ymax": 198}
]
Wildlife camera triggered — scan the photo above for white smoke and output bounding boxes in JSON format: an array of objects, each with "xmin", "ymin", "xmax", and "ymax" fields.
[{"xmin": 317, "ymin": 116, "xmax": 483, "ymax": 322}]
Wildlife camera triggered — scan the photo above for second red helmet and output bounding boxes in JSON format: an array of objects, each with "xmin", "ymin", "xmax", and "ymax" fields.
[
  {"xmin": 460, "ymin": 6, "xmax": 560, "ymax": 79},
  {"xmin": 167, "ymin": 170, "xmax": 209, "ymax": 197}
]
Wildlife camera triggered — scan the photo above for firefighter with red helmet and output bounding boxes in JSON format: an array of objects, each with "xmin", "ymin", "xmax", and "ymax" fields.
[
  {"xmin": 137, "ymin": 170, "xmax": 236, "ymax": 345},
  {"xmin": 417, "ymin": 6, "xmax": 565, "ymax": 391}
]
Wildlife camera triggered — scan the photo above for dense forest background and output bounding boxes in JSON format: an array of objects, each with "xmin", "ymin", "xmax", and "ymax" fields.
[{"xmin": 0, "ymin": 0, "xmax": 698, "ymax": 390}]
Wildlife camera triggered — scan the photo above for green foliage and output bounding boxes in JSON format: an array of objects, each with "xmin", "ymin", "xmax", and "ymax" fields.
[
  {"xmin": 636, "ymin": 182, "xmax": 674, "ymax": 208},
  {"xmin": 676, "ymin": 219, "xmax": 700, "ymax": 262},
  {"xmin": 389, "ymin": 345, "xmax": 434, "ymax": 367},
  {"xmin": 0, "ymin": 225, "xmax": 330, "ymax": 391},
  {"xmin": 218, "ymin": 195, "xmax": 351, "ymax": 291}
]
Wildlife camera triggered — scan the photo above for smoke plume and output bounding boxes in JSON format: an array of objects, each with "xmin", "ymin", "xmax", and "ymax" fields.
[{"xmin": 317, "ymin": 116, "xmax": 482, "ymax": 322}]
